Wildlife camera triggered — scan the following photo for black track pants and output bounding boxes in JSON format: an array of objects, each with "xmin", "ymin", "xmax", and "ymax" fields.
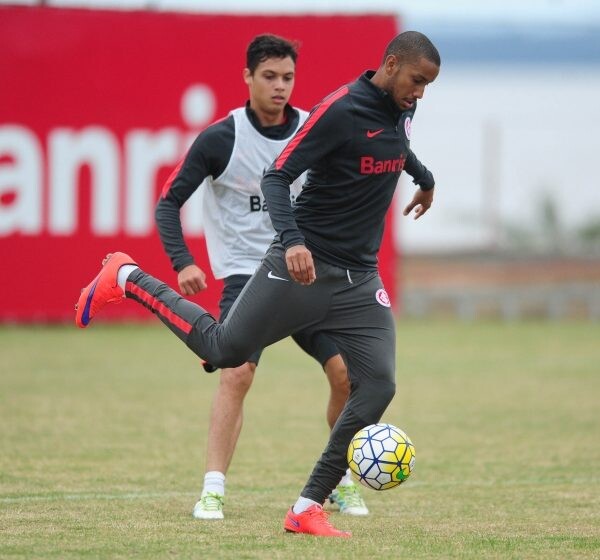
[{"xmin": 125, "ymin": 243, "xmax": 396, "ymax": 504}]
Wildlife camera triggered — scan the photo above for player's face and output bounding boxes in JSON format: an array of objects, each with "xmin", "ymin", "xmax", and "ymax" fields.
[
  {"xmin": 384, "ymin": 55, "xmax": 439, "ymax": 111},
  {"xmin": 244, "ymin": 56, "xmax": 296, "ymax": 120}
]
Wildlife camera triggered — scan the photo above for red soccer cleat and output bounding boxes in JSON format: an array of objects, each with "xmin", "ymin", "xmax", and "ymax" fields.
[
  {"xmin": 75, "ymin": 252, "xmax": 137, "ymax": 328},
  {"xmin": 284, "ymin": 504, "xmax": 352, "ymax": 538}
]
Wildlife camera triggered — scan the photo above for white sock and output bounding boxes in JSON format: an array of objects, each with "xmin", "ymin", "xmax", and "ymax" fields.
[
  {"xmin": 292, "ymin": 496, "xmax": 320, "ymax": 513},
  {"xmin": 202, "ymin": 471, "xmax": 225, "ymax": 497},
  {"xmin": 338, "ymin": 468, "xmax": 354, "ymax": 487},
  {"xmin": 117, "ymin": 264, "xmax": 139, "ymax": 291}
]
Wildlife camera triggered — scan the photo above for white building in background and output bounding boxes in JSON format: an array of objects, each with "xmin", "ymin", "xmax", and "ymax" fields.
[{"xmin": 3, "ymin": 0, "xmax": 600, "ymax": 253}]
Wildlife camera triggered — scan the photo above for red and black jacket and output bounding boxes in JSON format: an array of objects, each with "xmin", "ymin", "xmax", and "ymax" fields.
[{"xmin": 261, "ymin": 71, "xmax": 435, "ymax": 271}]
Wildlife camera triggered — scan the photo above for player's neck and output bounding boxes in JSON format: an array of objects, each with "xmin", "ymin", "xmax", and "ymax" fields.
[{"xmin": 250, "ymin": 105, "xmax": 286, "ymax": 128}]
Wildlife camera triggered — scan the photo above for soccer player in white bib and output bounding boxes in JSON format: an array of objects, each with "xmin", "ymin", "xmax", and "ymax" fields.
[{"xmin": 155, "ymin": 34, "xmax": 368, "ymax": 520}]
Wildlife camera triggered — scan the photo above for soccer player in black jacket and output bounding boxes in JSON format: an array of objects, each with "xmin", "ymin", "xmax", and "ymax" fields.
[
  {"xmin": 155, "ymin": 33, "xmax": 370, "ymax": 521},
  {"xmin": 76, "ymin": 31, "xmax": 440, "ymax": 538}
]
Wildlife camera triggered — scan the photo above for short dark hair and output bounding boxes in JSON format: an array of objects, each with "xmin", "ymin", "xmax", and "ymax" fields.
[
  {"xmin": 383, "ymin": 31, "xmax": 441, "ymax": 67},
  {"xmin": 246, "ymin": 34, "xmax": 299, "ymax": 74}
]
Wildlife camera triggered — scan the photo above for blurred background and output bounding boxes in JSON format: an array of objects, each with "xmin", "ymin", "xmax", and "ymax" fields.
[{"xmin": 1, "ymin": 0, "xmax": 599, "ymax": 322}]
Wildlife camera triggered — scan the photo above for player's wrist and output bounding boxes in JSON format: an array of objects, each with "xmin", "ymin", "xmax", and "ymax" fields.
[
  {"xmin": 174, "ymin": 259, "xmax": 195, "ymax": 272},
  {"xmin": 281, "ymin": 233, "xmax": 306, "ymax": 250}
]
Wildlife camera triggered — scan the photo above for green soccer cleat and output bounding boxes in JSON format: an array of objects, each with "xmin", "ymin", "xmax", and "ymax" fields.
[
  {"xmin": 328, "ymin": 483, "xmax": 369, "ymax": 516},
  {"xmin": 192, "ymin": 492, "xmax": 224, "ymax": 520}
]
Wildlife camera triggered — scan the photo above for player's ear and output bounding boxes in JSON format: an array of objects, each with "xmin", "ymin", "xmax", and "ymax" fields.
[
  {"xmin": 243, "ymin": 68, "xmax": 252, "ymax": 86},
  {"xmin": 384, "ymin": 54, "xmax": 398, "ymax": 75}
]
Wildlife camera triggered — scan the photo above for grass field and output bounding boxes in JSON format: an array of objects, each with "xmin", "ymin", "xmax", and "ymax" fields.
[{"xmin": 1, "ymin": 321, "xmax": 599, "ymax": 559}]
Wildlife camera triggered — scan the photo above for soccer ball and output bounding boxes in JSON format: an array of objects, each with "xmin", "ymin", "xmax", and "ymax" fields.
[{"xmin": 347, "ymin": 423, "xmax": 415, "ymax": 490}]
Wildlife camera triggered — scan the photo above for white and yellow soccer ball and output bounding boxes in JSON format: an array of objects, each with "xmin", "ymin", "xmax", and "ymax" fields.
[{"xmin": 347, "ymin": 423, "xmax": 415, "ymax": 490}]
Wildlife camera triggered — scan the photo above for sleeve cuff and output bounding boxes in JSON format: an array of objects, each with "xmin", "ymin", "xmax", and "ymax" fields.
[
  {"xmin": 173, "ymin": 257, "xmax": 195, "ymax": 272},
  {"xmin": 413, "ymin": 171, "xmax": 435, "ymax": 191},
  {"xmin": 281, "ymin": 232, "xmax": 306, "ymax": 250}
]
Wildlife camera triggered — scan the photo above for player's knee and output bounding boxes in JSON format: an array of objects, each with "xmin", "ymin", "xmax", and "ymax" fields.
[
  {"xmin": 220, "ymin": 362, "xmax": 256, "ymax": 393},
  {"xmin": 324, "ymin": 355, "xmax": 350, "ymax": 396},
  {"xmin": 373, "ymin": 355, "xmax": 396, "ymax": 385},
  {"xmin": 330, "ymin": 375, "xmax": 350, "ymax": 399},
  {"xmin": 375, "ymin": 358, "xmax": 397, "ymax": 407},
  {"xmin": 380, "ymin": 380, "xmax": 396, "ymax": 406},
  {"xmin": 359, "ymin": 379, "xmax": 396, "ymax": 425}
]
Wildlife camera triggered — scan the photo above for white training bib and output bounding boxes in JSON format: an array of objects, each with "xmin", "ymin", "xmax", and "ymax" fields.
[{"xmin": 202, "ymin": 107, "xmax": 308, "ymax": 279}]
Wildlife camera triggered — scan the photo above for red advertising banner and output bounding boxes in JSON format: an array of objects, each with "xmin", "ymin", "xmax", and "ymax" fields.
[{"xmin": 0, "ymin": 6, "xmax": 398, "ymax": 322}]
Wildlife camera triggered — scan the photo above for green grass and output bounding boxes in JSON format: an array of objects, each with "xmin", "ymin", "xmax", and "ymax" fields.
[{"xmin": 1, "ymin": 321, "xmax": 599, "ymax": 559}]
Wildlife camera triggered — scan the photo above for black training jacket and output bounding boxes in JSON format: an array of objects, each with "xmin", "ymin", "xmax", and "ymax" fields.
[{"xmin": 261, "ymin": 70, "xmax": 434, "ymax": 271}]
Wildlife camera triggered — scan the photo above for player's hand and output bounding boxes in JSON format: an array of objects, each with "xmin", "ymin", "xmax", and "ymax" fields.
[
  {"xmin": 403, "ymin": 187, "xmax": 434, "ymax": 220},
  {"xmin": 285, "ymin": 245, "xmax": 316, "ymax": 285},
  {"xmin": 177, "ymin": 264, "xmax": 207, "ymax": 295}
]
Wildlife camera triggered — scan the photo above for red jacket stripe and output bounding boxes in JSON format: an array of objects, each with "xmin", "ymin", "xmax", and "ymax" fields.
[
  {"xmin": 275, "ymin": 86, "xmax": 349, "ymax": 170},
  {"xmin": 160, "ymin": 114, "xmax": 230, "ymax": 199},
  {"xmin": 126, "ymin": 281, "xmax": 192, "ymax": 334},
  {"xmin": 161, "ymin": 158, "xmax": 184, "ymax": 198}
]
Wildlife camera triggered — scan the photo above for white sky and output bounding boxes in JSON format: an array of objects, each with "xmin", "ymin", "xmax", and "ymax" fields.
[{"xmin": 4, "ymin": 0, "xmax": 600, "ymax": 24}]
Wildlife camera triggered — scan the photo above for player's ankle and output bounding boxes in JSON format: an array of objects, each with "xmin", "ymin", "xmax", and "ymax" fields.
[
  {"xmin": 116, "ymin": 264, "xmax": 139, "ymax": 291},
  {"xmin": 292, "ymin": 496, "xmax": 320, "ymax": 513},
  {"xmin": 202, "ymin": 470, "xmax": 225, "ymax": 496}
]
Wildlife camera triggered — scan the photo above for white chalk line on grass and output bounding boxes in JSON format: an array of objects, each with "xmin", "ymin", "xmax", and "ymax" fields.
[{"xmin": 1, "ymin": 477, "xmax": 598, "ymax": 504}]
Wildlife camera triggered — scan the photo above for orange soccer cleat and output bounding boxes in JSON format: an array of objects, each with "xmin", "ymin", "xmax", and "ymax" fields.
[
  {"xmin": 284, "ymin": 504, "xmax": 351, "ymax": 538},
  {"xmin": 75, "ymin": 252, "xmax": 137, "ymax": 328}
]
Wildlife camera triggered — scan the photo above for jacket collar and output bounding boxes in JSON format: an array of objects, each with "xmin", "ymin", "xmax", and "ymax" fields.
[{"xmin": 359, "ymin": 70, "xmax": 404, "ymax": 121}]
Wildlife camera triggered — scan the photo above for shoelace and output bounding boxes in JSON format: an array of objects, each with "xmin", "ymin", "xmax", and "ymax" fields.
[
  {"xmin": 200, "ymin": 492, "xmax": 224, "ymax": 512},
  {"xmin": 306, "ymin": 507, "xmax": 336, "ymax": 528},
  {"xmin": 337, "ymin": 485, "xmax": 365, "ymax": 508}
]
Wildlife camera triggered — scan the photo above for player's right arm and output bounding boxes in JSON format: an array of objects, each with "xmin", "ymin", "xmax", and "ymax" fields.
[
  {"xmin": 261, "ymin": 88, "xmax": 352, "ymax": 284},
  {"xmin": 155, "ymin": 117, "xmax": 234, "ymax": 294}
]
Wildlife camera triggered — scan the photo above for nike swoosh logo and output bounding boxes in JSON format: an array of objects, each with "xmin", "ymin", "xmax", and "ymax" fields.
[
  {"xmin": 81, "ymin": 278, "xmax": 99, "ymax": 326},
  {"xmin": 367, "ymin": 128, "xmax": 384, "ymax": 138},
  {"xmin": 267, "ymin": 271, "xmax": 289, "ymax": 282},
  {"xmin": 287, "ymin": 516, "xmax": 301, "ymax": 528}
]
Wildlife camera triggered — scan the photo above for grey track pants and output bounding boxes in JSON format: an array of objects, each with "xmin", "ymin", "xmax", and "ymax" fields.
[{"xmin": 126, "ymin": 243, "xmax": 396, "ymax": 504}]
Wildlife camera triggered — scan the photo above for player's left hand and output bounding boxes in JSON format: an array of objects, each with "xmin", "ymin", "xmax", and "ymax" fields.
[
  {"xmin": 403, "ymin": 187, "xmax": 434, "ymax": 220},
  {"xmin": 285, "ymin": 244, "xmax": 316, "ymax": 285},
  {"xmin": 177, "ymin": 264, "xmax": 207, "ymax": 295}
]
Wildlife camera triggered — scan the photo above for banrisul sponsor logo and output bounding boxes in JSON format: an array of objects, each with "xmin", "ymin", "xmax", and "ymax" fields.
[
  {"xmin": 360, "ymin": 154, "xmax": 406, "ymax": 175},
  {"xmin": 249, "ymin": 193, "xmax": 297, "ymax": 212}
]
